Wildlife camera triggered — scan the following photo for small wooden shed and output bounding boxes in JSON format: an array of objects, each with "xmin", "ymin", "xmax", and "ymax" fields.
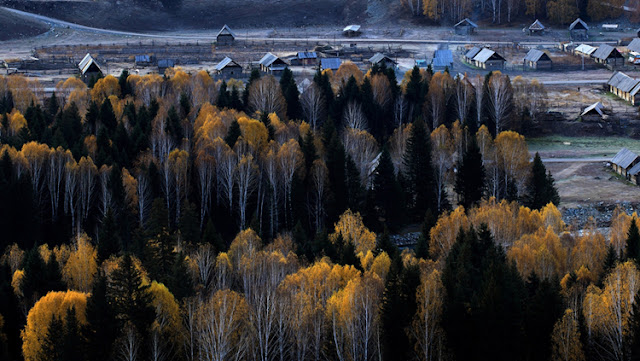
[
  {"xmin": 611, "ymin": 148, "xmax": 640, "ymax": 179},
  {"xmin": 78, "ymin": 53, "xmax": 103, "ymax": 84},
  {"xmin": 259, "ymin": 53, "xmax": 288, "ymax": 74},
  {"xmin": 320, "ymin": 58, "xmax": 342, "ymax": 71},
  {"xmin": 528, "ymin": 20, "xmax": 545, "ymax": 35},
  {"xmin": 570, "ymin": 18, "xmax": 589, "ymax": 40},
  {"xmin": 291, "ymin": 52, "xmax": 318, "ymax": 66},
  {"xmin": 592, "ymin": 44, "xmax": 624, "ymax": 67},
  {"xmin": 343, "ymin": 25, "xmax": 361, "ymax": 37},
  {"xmin": 215, "ymin": 57, "xmax": 242, "ymax": 79},
  {"xmin": 471, "ymin": 48, "xmax": 505, "ymax": 70},
  {"xmin": 523, "ymin": 49, "xmax": 552, "ymax": 69},
  {"xmin": 158, "ymin": 59, "xmax": 176, "ymax": 74},
  {"xmin": 369, "ymin": 53, "xmax": 397, "ymax": 69},
  {"xmin": 454, "ymin": 18, "xmax": 478, "ymax": 35},
  {"xmin": 217, "ymin": 25, "xmax": 236, "ymax": 45}
]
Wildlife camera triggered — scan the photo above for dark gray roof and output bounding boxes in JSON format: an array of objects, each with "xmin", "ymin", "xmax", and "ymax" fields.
[
  {"xmin": 529, "ymin": 19, "xmax": 545, "ymax": 31},
  {"xmin": 454, "ymin": 18, "xmax": 478, "ymax": 28},
  {"xmin": 592, "ymin": 44, "xmax": 621, "ymax": 60},
  {"xmin": 135, "ymin": 55, "xmax": 151, "ymax": 63},
  {"xmin": 629, "ymin": 161, "xmax": 640, "ymax": 175},
  {"xmin": 215, "ymin": 57, "xmax": 242, "ymax": 71},
  {"xmin": 629, "ymin": 38, "xmax": 640, "ymax": 53},
  {"xmin": 612, "ymin": 147, "xmax": 639, "ymax": 169},
  {"xmin": 369, "ymin": 53, "xmax": 396, "ymax": 64},
  {"xmin": 259, "ymin": 52, "xmax": 287, "ymax": 67},
  {"xmin": 524, "ymin": 49, "xmax": 551, "ymax": 62},
  {"xmin": 320, "ymin": 58, "xmax": 342, "ymax": 70},
  {"xmin": 570, "ymin": 18, "xmax": 588, "ymax": 31},
  {"xmin": 297, "ymin": 52, "xmax": 317, "ymax": 59},
  {"xmin": 465, "ymin": 46, "xmax": 482, "ymax": 59},
  {"xmin": 158, "ymin": 59, "xmax": 175, "ymax": 68},
  {"xmin": 473, "ymin": 48, "xmax": 505, "ymax": 63},
  {"xmin": 434, "ymin": 49, "xmax": 453, "ymax": 64},
  {"xmin": 217, "ymin": 24, "xmax": 236, "ymax": 38}
]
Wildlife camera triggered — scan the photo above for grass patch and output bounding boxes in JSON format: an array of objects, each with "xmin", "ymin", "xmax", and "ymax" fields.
[{"xmin": 527, "ymin": 136, "xmax": 640, "ymax": 157}]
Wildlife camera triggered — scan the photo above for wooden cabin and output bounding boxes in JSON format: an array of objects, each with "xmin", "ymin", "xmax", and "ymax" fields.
[
  {"xmin": 454, "ymin": 18, "xmax": 478, "ymax": 35},
  {"xmin": 369, "ymin": 53, "xmax": 397, "ymax": 69},
  {"xmin": 611, "ymin": 148, "xmax": 640, "ymax": 180},
  {"xmin": 570, "ymin": 18, "xmax": 589, "ymax": 40},
  {"xmin": 343, "ymin": 25, "xmax": 361, "ymax": 37},
  {"xmin": 524, "ymin": 49, "xmax": 552, "ymax": 70},
  {"xmin": 592, "ymin": 44, "xmax": 624, "ymax": 67},
  {"xmin": 607, "ymin": 72, "xmax": 640, "ymax": 105},
  {"xmin": 78, "ymin": 53, "xmax": 103, "ymax": 84},
  {"xmin": 217, "ymin": 25, "xmax": 236, "ymax": 45},
  {"xmin": 215, "ymin": 57, "xmax": 242, "ymax": 79},
  {"xmin": 471, "ymin": 48, "xmax": 505, "ymax": 70},
  {"xmin": 320, "ymin": 58, "xmax": 342, "ymax": 71},
  {"xmin": 528, "ymin": 20, "xmax": 545, "ymax": 35},
  {"xmin": 259, "ymin": 53, "xmax": 288, "ymax": 74}
]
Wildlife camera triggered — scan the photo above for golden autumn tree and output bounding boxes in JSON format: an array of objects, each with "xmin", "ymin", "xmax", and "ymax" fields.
[
  {"xmin": 62, "ymin": 233, "xmax": 98, "ymax": 293},
  {"xmin": 330, "ymin": 209, "xmax": 377, "ymax": 258},
  {"xmin": 90, "ymin": 75, "xmax": 121, "ymax": 103},
  {"xmin": 551, "ymin": 309, "xmax": 585, "ymax": 361},
  {"xmin": 508, "ymin": 226, "xmax": 567, "ymax": 280},
  {"xmin": 22, "ymin": 291, "xmax": 89, "ymax": 361},
  {"xmin": 412, "ymin": 267, "xmax": 445, "ymax": 361},
  {"xmin": 429, "ymin": 206, "xmax": 469, "ymax": 262}
]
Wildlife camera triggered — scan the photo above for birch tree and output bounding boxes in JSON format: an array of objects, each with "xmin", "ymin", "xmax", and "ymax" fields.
[{"xmin": 487, "ymin": 72, "xmax": 514, "ymax": 135}]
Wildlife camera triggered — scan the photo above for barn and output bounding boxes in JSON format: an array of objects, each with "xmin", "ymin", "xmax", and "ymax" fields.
[
  {"xmin": 291, "ymin": 52, "xmax": 318, "ymax": 66},
  {"xmin": 454, "ymin": 18, "xmax": 478, "ymax": 35},
  {"xmin": 524, "ymin": 49, "xmax": 552, "ymax": 70},
  {"xmin": 471, "ymin": 48, "xmax": 505, "ymax": 70},
  {"xmin": 611, "ymin": 148, "xmax": 640, "ymax": 180},
  {"xmin": 528, "ymin": 20, "xmax": 545, "ymax": 35},
  {"xmin": 464, "ymin": 46, "xmax": 482, "ymax": 62},
  {"xmin": 215, "ymin": 57, "xmax": 243, "ymax": 79},
  {"xmin": 574, "ymin": 44, "xmax": 596, "ymax": 57},
  {"xmin": 592, "ymin": 44, "xmax": 624, "ymax": 67},
  {"xmin": 607, "ymin": 71, "xmax": 640, "ymax": 105},
  {"xmin": 78, "ymin": 53, "xmax": 103, "ymax": 84},
  {"xmin": 217, "ymin": 25, "xmax": 236, "ymax": 45},
  {"xmin": 259, "ymin": 53, "xmax": 288, "ymax": 74},
  {"xmin": 158, "ymin": 59, "xmax": 176, "ymax": 74},
  {"xmin": 135, "ymin": 55, "xmax": 154, "ymax": 67},
  {"xmin": 570, "ymin": 18, "xmax": 589, "ymax": 40},
  {"xmin": 432, "ymin": 49, "xmax": 453, "ymax": 70},
  {"xmin": 369, "ymin": 53, "xmax": 397, "ymax": 69}
]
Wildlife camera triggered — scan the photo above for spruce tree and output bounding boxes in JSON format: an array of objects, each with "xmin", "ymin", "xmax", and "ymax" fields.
[
  {"xmin": 217, "ymin": 80, "xmax": 229, "ymax": 109},
  {"xmin": 402, "ymin": 120, "xmax": 435, "ymax": 220},
  {"xmin": 280, "ymin": 67, "xmax": 302, "ymax": 120},
  {"xmin": 62, "ymin": 307, "xmax": 83, "ymax": 361},
  {"xmin": 230, "ymin": 85, "xmax": 242, "ymax": 110},
  {"xmin": 629, "ymin": 289, "xmax": 640, "ymax": 360},
  {"xmin": 627, "ymin": 220, "xmax": 640, "ymax": 263},
  {"xmin": 40, "ymin": 315, "xmax": 64, "ymax": 361},
  {"xmin": 118, "ymin": 70, "xmax": 131, "ymax": 98},
  {"xmin": 99, "ymin": 98, "xmax": 117, "ymax": 135},
  {"xmin": 524, "ymin": 153, "xmax": 560, "ymax": 210},
  {"xmin": 225, "ymin": 120, "xmax": 241, "ymax": 147},
  {"xmin": 84, "ymin": 273, "xmax": 118, "ymax": 361},
  {"xmin": 455, "ymin": 137, "xmax": 485, "ymax": 208},
  {"xmin": 98, "ymin": 208, "xmax": 121, "ymax": 261},
  {"xmin": 371, "ymin": 147, "xmax": 404, "ymax": 231}
]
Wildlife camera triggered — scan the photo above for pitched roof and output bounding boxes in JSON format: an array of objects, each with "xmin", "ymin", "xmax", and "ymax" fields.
[
  {"xmin": 297, "ymin": 51, "xmax": 317, "ymax": 59},
  {"xmin": 432, "ymin": 49, "xmax": 453, "ymax": 67},
  {"xmin": 320, "ymin": 57, "xmax": 342, "ymax": 70},
  {"xmin": 570, "ymin": 18, "xmax": 588, "ymax": 31},
  {"xmin": 524, "ymin": 49, "xmax": 551, "ymax": 62},
  {"xmin": 78, "ymin": 53, "xmax": 102, "ymax": 74},
  {"xmin": 454, "ymin": 18, "xmax": 478, "ymax": 28},
  {"xmin": 369, "ymin": 53, "xmax": 396, "ymax": 65},
  {"xmin": 628, "ymin": 161, "xmax": 640, "ymax": 176},
  {"xmin": 158, "ymin": 59, "xmax": 175, "ymax": 68},
  {"xmin": 259, "ymin": 53, "xmax": 287, "ymax": 67},
  {"xmin": 473, "ymin": 48, "xmax": 505, "ymax": 63},
  {"xmin": 215, "ymin": 57, "xmax": 242, "ymax": 71},
  {"xmin": 580, "ymin": 102, "xmax": 604, "ymax": 117},
  {"xmin": 575, "ymin": 44, "xmax": 597, "ymax": 55},
  {"xmin": 465, "ymin": 46, "xmax": 482, "ymax": 59},
  {"xmin": 343, "ymin": 25, "xmax": 361, "ymax": 32},
  {"xmin": 612, "ymin": 148, "xmax": 639, "ymax": 169},
  {"xmin": 217, "ymin": 24, "xmax": 236, "ymax": 38},
  {"xmin": 629, "ymin": 38, "xmax": 640, "ymax": 53},
  {"xmin": 592, "ymin": 44, "xmax": 621, "ymax": 60},
  {"xmin": 529, "ymin": 19, "xmax": 545, "ymax": 31},
  {"xmin": 607, "ymin": 72, "xmax": 640, "ymax": 92}
]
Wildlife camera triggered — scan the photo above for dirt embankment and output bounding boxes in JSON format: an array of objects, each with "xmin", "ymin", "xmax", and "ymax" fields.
[
  {"xmin": 0, "ymin": 0, "xmax": 397, "ymax": 32},
  {"xmin": 0, "ymin": 6, "xmax": 48, "ymax": 40}
]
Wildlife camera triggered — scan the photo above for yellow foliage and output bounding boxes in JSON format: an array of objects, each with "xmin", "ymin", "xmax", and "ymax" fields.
[
  {"xmin": 12, "ymin": 269, "xmax": 24, "ymax": 297},
  {"xmin": 541, "ymin": 203, "xmax": 565, "ymax": 233},
  {"xmin": 90, "ymin": 75, "xmax": 121, "ymax": 103},
  {"xmin": 551, "ymin": 309, "xmax": 585, "ymax": 361},
  {"xmin": 508, "ymin": 226, "xmax": 567, "ymax": 279},
  {"xmin": 2, "ymin": 243, "xmax": 24, "ymax": 274},
  {"xmin": 228, "ymin": 228, "xmax": 262, "ymax": 267},
  {"xmin": 429, "ymin": 206, "xmax": 469, "ymax": 262},
  {"xmin": 330, "ymin": 209, "xmax": 376, "ymax": 257},
  {"xmin": 62, "ymin": 233, "xmax": 98, "ymax": 292},
  {"xmin": 22, "ymin": 291, "xmax": 89, "ymax": 361},
  {"xmin": 84, "ymin": 135, "xmax": 97, "ymax": 159},
  {"xmin": 149, "ymin": 282, "xmax": 183, "ymax": 336},
  {"xmin": 122, "ymin": 168, "xmax": 138, "ymax": 211},
  {"xmin": 8, "ymin": 109, "xmax": 27, "ymax": 137},
  {"xmin": 368, "ymin": 252, "xmax": 391, "ymax": 280},
  {"xmin": 237, "ymin": 116, "xmax": 268, "ymax": 151}
]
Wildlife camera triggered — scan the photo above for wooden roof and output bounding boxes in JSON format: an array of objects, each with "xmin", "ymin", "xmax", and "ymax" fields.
[{"xmin": 612, "ymin": 148, "xmax": 639, "ymax": 169}]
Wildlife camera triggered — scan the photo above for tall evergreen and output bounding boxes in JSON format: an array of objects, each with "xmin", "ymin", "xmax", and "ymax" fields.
[
  {"xmin": 629, "ymin": 288, "xmax": 640, "ymax": 360},
  {"xmin": 62, "ymin": 307, "xmax": 83, "ymax": 361},
  {"xmin": 99, "ymin": 98, "xmax": 117, "ymax": 135},
  {"xmin": 217, "ymin": 80, "xmax": 230, "ymax": 109},
  {"xmin": 84, "ymin": 273, "xmax": 118, "ymax": 361},
  {"xmin": 40, "ymin": 315, "xmax": 64, "ymax": 361},
  {"xmin": 118, "ymin": 70, "xmax": 131, "ymax": 98},
  {"xmin": 627, "ymin": 219, "xmax": 640, "ymax": 263},
  {"xmin": 224, "ymin": 120, "xmax": 241, "ymax": 147},
  {"xmin": 402, "ymin": 120, "xmax": 435, "ymax": 220},
  {"xmin": 455, "ymin": 137, "xmax": 485, "ymax": 209},
  {"xmin": 371, "ymin": 147, "xmax": 404, "ymax": 231},
  {"xmin": 405, "ymin": 66, "xmax": 424, "ymax": 121},
  {"xmin": 524, "ymin": 153, "xmax": 559, "ymax": 209},
  {"xmin": 280, "ymin": 67, "xmax": 302, "ymax": 120}
]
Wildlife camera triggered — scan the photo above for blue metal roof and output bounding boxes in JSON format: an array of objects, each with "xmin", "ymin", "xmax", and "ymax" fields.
[
  {"xmin": 135, "ymin": 55, "xmax": 151, "ymax": 63},
  {"xmin": 158, "ymin": 59, "xmax": 175, "ymax": 68},
  {"xmin": 297, "ymin": 52, "xmax": 317, "ymax": 59},
  {"xmin": 320, "ymin": 58, "xmax": 342, "ymax": 70},
  {"xmin": 433, "ymin": 50, "xmax": 453, "ymax": 64}
]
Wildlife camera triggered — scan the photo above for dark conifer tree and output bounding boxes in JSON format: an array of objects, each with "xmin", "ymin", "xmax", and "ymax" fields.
[
  {"xmin": 524, "ymin": 153, "xmax": 560, "ymax": 210},
  {"xmin": 629, "ymin": 288, "xmax": 640, "ymax": 360},
  {"xmin": 166, "ymin": 106, "xmax": 183, "ymax": 146},
  {"xmin": 627, "ymin": 219, "xmax": 640, "ymax": 263},
  {"xmin": 371, "ymin": 147, "xmax": 404, "ymax": 231},
  {"xmin": 40, "ymin": 315, "xmax": 64, "ymax": 361},
  {"xmin": 402, "ymin": 120, "xmax": 435, "ymax": 220},
  {"xmin": 179, "ymin": 92, "xmax": 191, "ymax": 120},
  {"xmin": 217, "ymin": 80, "xmax": 229, "ymax": 109},
  {"xmin": 84, "ymin": 273, "xmax": 118, "ymax": 361},
  {"xmin": 168, "ymin": 252, "xmax": 194, "ymax": 301},
  {"xmin": 98, "ymin": 208, "xmax": 121, "ymax": 261},
  {"xmin": 455, "ymin": 137, "xmax": 485, "ymax": 208},
  {"xmin": 99, "ymin": 98, "xmax": 117, "ymax": 135},
  {"xmin": 229, "ymin": 85, "xmax": 243, "ymax": 110},
  {"xmin": 85, "ymin": 101, "xmax": 100, "ymax": 135},
  {"xmin": 345, "ymin": 155, "xmax": 363, "ymax": 212},
  {"xmin": 225, "ymin": 120, "xmax": 241, "ymax": 147},
  {"xmin": 118, "ymin": 70, "xmax": 131, "ymax": 98},
  {"xmin": 280, "ymin": 67, "xmax": 302, "ymax": 120},
  {"xmin": 524, "ymin": 274, "xmax": 564, "ymax": 361},
  {"xmin": 405, "ymin": 66, "xmax": 424, "ymax": 121},
  {"xmin": 62, "ymin": 307, "xmax": 83, "ymax": 361}
]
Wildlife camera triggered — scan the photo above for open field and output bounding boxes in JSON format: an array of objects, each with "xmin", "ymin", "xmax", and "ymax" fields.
[{"xmin": 528, "ymin": 136, "xmax": 640, "ymax": 158}]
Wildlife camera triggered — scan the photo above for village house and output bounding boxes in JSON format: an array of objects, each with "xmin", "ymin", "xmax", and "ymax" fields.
[
  {"xmin": 290, "ymin": 52, "xmax": 318, "ymax": 66},
  {"xmin": 135, "ymin": 55, "xmax": 154, "ymax": 67},
  {"xmin": 217, "ymin": 25, "xmax": 236, "ymax": 45},
  {"xmin": 607, "ymin": 71, "xmax": 640, "ymax": 105},
  {"xmin": 629, "ymin": 163, "xmax": 640, "ymax": 185},
  {"xmin": 432, "ymin": 49, "xmax": 453, "ymax": 70},
  {"xmin": 259, "ymin": 53, "xmax": 288, "ymax": 74},
  {"xmin": 611, "ymin": 148, "xmax": 640, "ymax": 180},
  {"xmin": 579, "ymin": 102, "xmax": 606, "ymax": 121},
  {"xmin": 470, "ymin": 48, "xmax": 505, "ymax": 70},
  {"xmin": 570, "ymin": 18, "xmax": 589, "ymax": 40},
  {"xmin": 629, "ymin": 38, "xmax": 640, "ymax": 53},
  {"xmin": 158, "ymin": 59, "xmax": 175, "ymax": 74},
  {"xmin": 574, "ymin": 44, "xmax": 597, "ymax": 57},
  {"xmin": 78, "ymin": 53, "xmax": 103, "ymax": 84},
  {"xmin": 215, "ymin": 57, "xmax": 243, "ymax": 79},
  {"xmin": 320, "ymin": 58, "xmax": 342, "ymax": 71},
  {"xmin": 343, "ymin": 25, "xmax": 361, "ymax": 37},
  {"xmin": 523, "ymin": 49, "xmax": 552, "ymax": 70},
  {"xmin": 369, "ymin": 53, "xmax": 397, "ymax": 69},
  {"xmin": 592, "ymin": 44, "xmax": 624, "ymax": 67},
  {"xmin": 464, "ymin": 46, "xmax": 482, "ymax": 62},
  {"xmin": 528, "ymin": 20, "xmax": 545, "ymax": 35},
  {"xmin": 454, "ymin": 18, "xmax": 478, "ymax": 35}
]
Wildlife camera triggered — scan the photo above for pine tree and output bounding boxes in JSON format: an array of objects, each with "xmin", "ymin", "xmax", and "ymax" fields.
[
  {"xmin": 455, "ymin": 137, "xmax": 485, "ymax": 208},
  {"xmin": 217, "ymin": 80, "xmax": 229, "ymax": 109},
  {"xmin": 405, "ymin": 66, "xmax": 424, "ymax": 121},
  {"xmin": 99, "ymin": 98, "xmax": 117, "ymax": 135},
  {"xmin": 225, "ymin": 120, "xmax": 241, "ymax": 147},
  {"xmin": 62, "ymin": 307, "xmax": 83, "ymax": 361},
  {"xmin": 627, "ymin": 219, "xmax": 640, "ymax": 263},
  {"xmin": 402, "ymin": 120, "xmax": 435, "ymax": 220},
  {"xmin": 415, "ymin": 210, "xmax": 435, "ymax": 259},
  {"xmin": 166, "ymin": 106, "xmax": 183, "ymax": 145},
  {"xmin": 107, "ymin": 254, "xmax": 155, "ymax": 338},
  {"xmin": 371, "ymin": 147, "xmax": 404, "ymax": 231},
  {"xmin": 84, "ymin": 273, "xmax": 118, "ymax": 361},
  {"xmin": 40, "ymin": 315, "xmax": 64, "ymax": 361},
  {"xmin": 168, "ymin": 252, "xmax": 194, "ymax": 301},
  {"xmin": 629, "ymin": 288, "xmax": 640, "ymax": 360},
  {"xmin": 525, "ymin": 153, "xmax": 559, "ymax": 210},
  {"xmin": 179, "ymin": 92, "xmax": 191, "ymax": 120},
  {"xmin": 118, "ymin": 70, "xmax": 131, "ymax": 98},
  {"xmin": 98, "ymin": 208, "xmax": 121, "ymax": 261},
  {"xmin": 280, "ymin": 67, "xmax": 302, "ymax": 120}
]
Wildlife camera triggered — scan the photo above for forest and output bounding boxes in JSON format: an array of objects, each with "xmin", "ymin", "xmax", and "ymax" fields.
[{"xmin": 0, "ymin": 62, "xmax": 636, "ymax": 361}]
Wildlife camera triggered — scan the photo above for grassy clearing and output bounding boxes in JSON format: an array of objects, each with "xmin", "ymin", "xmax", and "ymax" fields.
[{"xmin": 527, "ymin": 136, "xmax": 640, "ymax": 157}]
